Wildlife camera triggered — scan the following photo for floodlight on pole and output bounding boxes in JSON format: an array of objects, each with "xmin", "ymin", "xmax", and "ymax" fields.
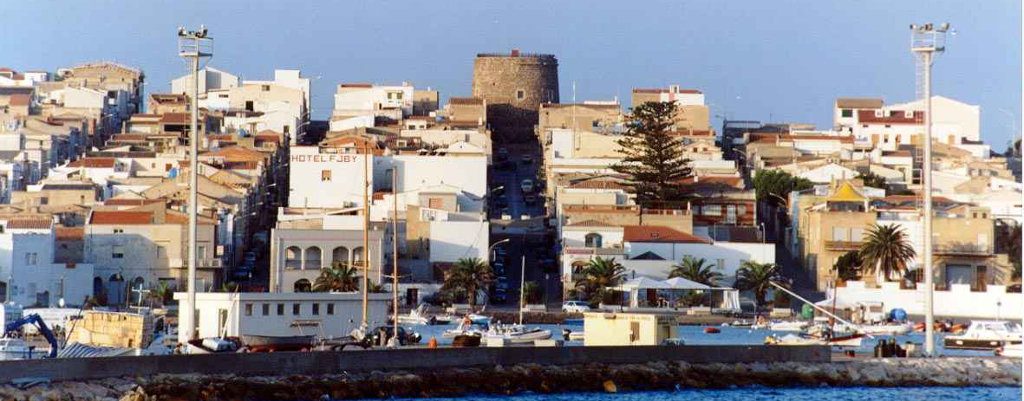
[
  {"xmin": 910, "ymin": 22, "xmax": 950, "ymax": 358},
  {"xmin": 177, "ymin": 25, "xmax": 213, "ymax": 344}
]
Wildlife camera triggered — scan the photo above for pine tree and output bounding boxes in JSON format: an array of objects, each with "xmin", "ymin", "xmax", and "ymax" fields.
[{"xmin": 611, "ymin": 101, "xmax": 693, "ymax": 206}]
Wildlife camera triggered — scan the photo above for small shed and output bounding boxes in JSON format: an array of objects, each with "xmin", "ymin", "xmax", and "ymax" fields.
[{"xmin": 583, "ymin": 312, "xmax": 678, "ymax": 346}]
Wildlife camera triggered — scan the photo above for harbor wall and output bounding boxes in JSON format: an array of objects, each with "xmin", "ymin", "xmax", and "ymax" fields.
[{"xmin": 0, "ymin": 345, "xmax": 828, "ymax": 383}]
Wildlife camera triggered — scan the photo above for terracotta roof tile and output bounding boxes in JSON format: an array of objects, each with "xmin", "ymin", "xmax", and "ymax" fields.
[
  {"xmin": 89, "ymin": 211, "xmax": 153, "ymax": 225},
  {"xmin": 6, "ymin": 219, "xmax": 52, "ymax": 229},
  {"xmin": 623, "ymin": 225, "xmax": 708, "ymax": 244},
  {"xmin": 67, "ymin": 157, "xmax": 115, "ymax": 168},
  {"xmin": 103, "ymin": 199, "xmax": 163, "ymax": 206},
  {"xmin": 55, "ymin": 227, "xmax": 84, "ymax": 240}
]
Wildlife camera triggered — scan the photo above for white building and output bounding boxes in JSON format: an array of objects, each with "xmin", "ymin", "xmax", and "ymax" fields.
[
  {"xmin": 174, "ymin": 292, "xmax": 390, "ymax": 343},
  {"xmin": 837, "ymin": 96, "xmax": 982, "ymax": 153},
  {"xmin": 170, "ymin": 66, "xmax": 240, "ymax": 95},
  {"xmin": 0, "ymin": 219, "xmax": 94, "ymax": 307},
  {"xmin": 332, "ymin": 83, "xmax": 415, "ymax": 128}
]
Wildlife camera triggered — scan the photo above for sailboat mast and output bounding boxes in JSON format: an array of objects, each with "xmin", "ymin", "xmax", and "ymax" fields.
[
  {"xmin": 392, "ymin": 168, "xmax": 399, "ymax": 339},
  {"xmin": 362, "ymin": 144, "xmax": 370, "ymax": 327},
  {"xmin": 519, "ymin": 255, "xmax": 525, "ymax": 325}
]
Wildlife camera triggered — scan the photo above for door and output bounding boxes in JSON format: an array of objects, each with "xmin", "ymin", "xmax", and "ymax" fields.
[
  {"xmin": 406, "ymin": 288, "xmax": 419, "ymax": 306},
  {"xmin": 726, "ymin": 205, "xmax": 737, "ymax": 224}
]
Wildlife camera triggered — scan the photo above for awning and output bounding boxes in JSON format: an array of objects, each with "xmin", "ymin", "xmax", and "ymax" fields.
[
  {"xmin": 613, "ymin": 277, "xmax": 673, "ymax": 290},
  {"xmin": 661, "ymin": 277, "xmax": 712, "ymax": 290}
]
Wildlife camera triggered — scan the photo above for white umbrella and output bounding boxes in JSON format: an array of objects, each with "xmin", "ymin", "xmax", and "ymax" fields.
[
  {"xmin": 615, "ymin": 276, "xmax": 673, "ymax": 290},
  {"xmin": 661, "ymin": 277, "xmax": 711, "ymax": 290}
]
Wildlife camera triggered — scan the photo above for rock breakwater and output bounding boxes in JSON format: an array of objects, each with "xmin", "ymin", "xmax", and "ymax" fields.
[{"xmin": 0, "ymin": 357, "xmax": 1018, "ymax": 401}]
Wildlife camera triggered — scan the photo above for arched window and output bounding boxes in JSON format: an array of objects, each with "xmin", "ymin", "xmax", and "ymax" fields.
[
  {"xmin": 285, "ymin": 246, "xmax": 302, "ymax": 269},
  {"xmin": 584, "ymin": 233, "xmax": 602, "ymax": 248},
  {"xmin": 294, "ymin": 279, "xmax": 312, "ymax": 293},
  {"xmin": 352, "ymin": 247, "xmax": 365, "ymax": 266},
  {"xmin": 304, "ymin": 246, "xmax": 322, "ymax": 269},
  {"xmin": 332, "ymin": 246, "xmax": 350, "ymax": 268}
]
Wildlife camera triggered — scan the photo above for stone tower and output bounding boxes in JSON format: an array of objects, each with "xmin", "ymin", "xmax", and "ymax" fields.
[{"xmin": 471, "ymin": 49, "xmax": 559, "ymax": 141}]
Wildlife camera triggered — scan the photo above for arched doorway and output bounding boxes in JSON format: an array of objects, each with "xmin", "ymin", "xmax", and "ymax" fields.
[
  {"xmin": 294, "ymin": 279, "xmax": 312, "ymax": 293},
  {"xmin": 108, "ymin": 274, "xmax": 125, "ymax": 306},
  {"xmin": 93, "ymin": 277, "xmax": 104, "ymax": 297}
]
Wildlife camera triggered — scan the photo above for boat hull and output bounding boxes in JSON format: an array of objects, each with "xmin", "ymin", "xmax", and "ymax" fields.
[
  {"xmin": 241, "ymin": 335, "xmax": 315, "ymax": 352},
  {"xmin": 485, "ymin": 329, "xmax": 552, "ymax": 344},
  {"xmin": 943, "ymin": 337, "xmax": 1022, "ymax": 351}
]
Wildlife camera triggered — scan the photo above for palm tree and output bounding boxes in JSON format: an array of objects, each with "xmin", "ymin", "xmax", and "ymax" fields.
[
  {"xmin": 312, "ymin": 261, "xmax": 360, "ymax": 292},
  {"xmin": 574, "ymin": 257, "xmax": 626, "ymax": 305},
  {"xmin": 734, "ymin": 261, "xmax": 780, "ymax": 309},
  {"xmin": 148, "ymin": 281, "xmax": 174, "ymax": 307},
  {"xmin": 669, "ymin": 256, "xmax": 722, "ymax": 286},
  {"xmin": 859, "ymin": 223, "xmax": 916, "ymax": 282},
  {"xmin": 441, "ymin": 258, "xmax": 493, "ymax": 307}
]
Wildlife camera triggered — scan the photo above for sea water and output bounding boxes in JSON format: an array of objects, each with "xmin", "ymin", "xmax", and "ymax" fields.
[{"xmin": 356, "ymin": 387, "xmax": 1022, "ymax": 401}]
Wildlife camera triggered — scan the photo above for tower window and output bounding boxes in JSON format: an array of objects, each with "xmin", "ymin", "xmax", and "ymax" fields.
[{"xmin": 516, "ymin": 90, "xmax": 525, "ymax": 101}]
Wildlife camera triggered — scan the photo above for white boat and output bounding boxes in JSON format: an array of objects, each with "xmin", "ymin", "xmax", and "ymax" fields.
[
  {"xmin": 396, "ymin": 305, "xmax": 436, "ymax": 326},
  {"xmin": 996, "ymin": 343, "xmax": 1023, "ymax": 358},
  {"xmin": 484, "ymin": 323, "xmax": 552, "ymax": 344},
  {"xmin": 442, "ymin": 319, "xmax": 488, "ymax": 339},
  {"xmin": 769, "ymin": 320, "xmax": 809, "ymax": 332},
  {"xmin": 943, "ymin": 320, "xmax": 1023, "ymax": 351},
  {"xmin": 858, "ymin": 322, "xmax": 914, "ymax": 335},
  {"xmin": 765, "ymin": 333, "xmax": 863, "ymax": 348},
  {"xmin": 466, "ymin": 313, "xmax": 491, "ymax": 325},
  {"xmin": 561, "ymin": 328, "xmax": 585, "ymax": 342},
  {"xmin": 184, "ymin": 337, "xmax": 242, "ymax": 354},
  {"xmin": 0, "ymin": 338, "xmax": 38, "ymax": 360}
]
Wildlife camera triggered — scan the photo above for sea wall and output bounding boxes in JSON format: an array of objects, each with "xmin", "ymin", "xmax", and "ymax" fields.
[
  {"xmin": 0, "ymin": 345, "xmax": 828, "ymax": 382},
  {"xmin": 0, "ymin": 357, "xmax": 1019, "ymax": 401}
]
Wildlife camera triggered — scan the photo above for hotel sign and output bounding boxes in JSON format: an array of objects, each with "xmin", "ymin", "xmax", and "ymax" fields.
[{"xmin": 290, "ymin": 154, "xmax": 360, "ymax": 163}]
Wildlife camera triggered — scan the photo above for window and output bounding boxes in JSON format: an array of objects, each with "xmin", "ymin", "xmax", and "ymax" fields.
[
  {"xmin": 276, "ymin": 303, "xmax": 284, "ymax": 315},
  {"xmin": 245, "ymin": 303, "xmax": 253, "ymax": 316},
  {"xmin": 261, "ymin": 85, "xmax": 270, "ymax": 91},
  {"xmin": 832, "ymin": 227, "xmax": 849, "ymax": 241},
  {"xmin": 312, "ymin": 303, "xmax": 320, "ymax": 316},
  {"xmin": 261, "ymin": 303, "xmax": 270, "ymax": 316},
  {"xmin": 156, "ymin": 242, "xmax": 168, "ymax": 259},
  {"xmin": 629, "ymin": 321, "xmax": 640, "ymax": 342},
  {"xmin": 245, "ymin": 101, "xmax": 254, "ymax": 111},
  {"xmin": 851, "ymin": 227, "xmax": 865, "ymax": 242},
  {"xmin": 841, "ymin": 109, "xmax": 853, "ymax": 118},
  {"xmin": 516, "ymin": 90, "xmax": 525, "ymax": 100},
  {"xmin": 327, "ymin": 303, "xmax": 335, "ymax": 315},
  {"xmin": 197, "ymin": 246, "xmax": 206, "ymax": 258},
  {"xmin": 24, "ymin": 253, "xmax": 37, "ymax": 266},
  {"xmin": 703, "ymin": 205, "xmax": 722, "ymax": 216},
  {"xmin": 112, "ymin": 245, "xmax": 124, "ymax": 259},
  {"xmin": 584, "ymin": 233, "xmax": 603, "ymax": 248},
  {"xmin": 321, "ymin": 170, "xmax": 332, "ymax": 182},
  {"xmin": 39, "ymin": 197, "xmax": 48, "ymax": 205},
  {"xmin": 292, "ymin": 303, "xmax": 301, "ymax": 315}
]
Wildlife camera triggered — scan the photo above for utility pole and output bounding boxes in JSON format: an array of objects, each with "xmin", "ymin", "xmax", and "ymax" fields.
[
  {"xmin": 391, "ymin": 168, "xmax": 399, "ymax": 340},
  {"xmin": 177, "ymin": 25, "xmax": 212, "ymax": 343},
  {"xmin": 362, "ymin": 143, "xmax": 371, "ymax": 328},
  {"xmin": 910, "ymin": 22, "xmax": 950, "ymax": 357}
]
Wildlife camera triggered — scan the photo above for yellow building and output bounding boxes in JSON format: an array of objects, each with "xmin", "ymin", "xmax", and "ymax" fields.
[{"xmin": 583, "ymin": 312, "xmax": 678, "ymax": 346}]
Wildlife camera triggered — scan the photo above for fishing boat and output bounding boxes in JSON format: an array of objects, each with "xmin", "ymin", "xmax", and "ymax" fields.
[
  {"xmin": 943, "ymin": 320, "xmax": 1023, "ymax": 351},
  {"xmin": 484, "ymin": 323, "xmax": 552, "ymax": 344},
  {"xmin": 769, "ymin": 320, "xmax": 809, "ymax": 332},
  {"xmin": 240, "ymin": 334, "xmax": 315, "ymax": 352},
  {"xmin": 395, "ymin": 305, "xmax": 437, "ymax": 326}
]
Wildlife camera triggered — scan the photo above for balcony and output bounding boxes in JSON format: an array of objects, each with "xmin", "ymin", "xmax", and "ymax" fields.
[
  {"xmin": 934, "ymin": 244, "xmax": 992, "ymax": 257},
  {"xmin": 824, "ymin": 240, "xmax": 862, "ymax": 251}
]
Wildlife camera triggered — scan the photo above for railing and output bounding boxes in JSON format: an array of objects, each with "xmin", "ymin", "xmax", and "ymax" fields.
[
  {"xmin": 824, "ymin": 240, "xmax": 861, "ymax": 251},
  {"xmin": 933, "ymin": 244, "xmax": 992, "ymax": 256}
]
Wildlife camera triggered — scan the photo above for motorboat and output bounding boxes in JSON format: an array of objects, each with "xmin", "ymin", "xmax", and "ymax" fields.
[
  {"xmin": 433, "ymin": 314, "xmax": 456, "ymax": 325},
  {"xmin": 240, "ymin": 334, "xmax": 316, "ymax": 352},
  {"xmin": 996, "ymin": 343, "xmax": 1022, "ymax": 358},
  {"xmin": 0, "ymin": 338, "xmax": 37, "ymax": 360},
  {"xmin": 466, "ymin": 313, "xmax": 491, "ymax": 325},
  {"xmin": 484, "ymin": 323, "xmax": 552, "ymax": 344},
  {"xmin": 396, "ymin": 305, "xmax": 437, "ymax": 326},
  {"xmin": 943, "ymin": 320, "xmax": 1023, "ymax": 351},
  {"xmin": 857, "ymin": 322, "xmax": 914, "ymax": 336},
  {"xmin": 765, "ymin": 333, "xmax": 863, "ymax": 348},
  {"xmin": 561, "ymin": 328, "xmax": 585, "ymax": 342},
  {"xmin": 442, "ymin": 319, "xmax": 488, "ymax": 339},
  {"xmin": 769, "ymin": 320, "xmax": 809, "ymax": 332}
]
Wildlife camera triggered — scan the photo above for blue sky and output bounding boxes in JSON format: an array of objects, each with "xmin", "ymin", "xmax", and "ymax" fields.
[{"xmin": 2, "ymin": 1, "xmax": 1020, "ymax": 150}]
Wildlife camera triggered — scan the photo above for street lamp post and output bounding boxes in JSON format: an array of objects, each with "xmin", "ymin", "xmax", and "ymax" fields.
[
  {"xmin": 910, "ymin": 22, "xmax": 950, "ymax": 358},
  {"xmin": 177, "ymin": 25, "xmax": 213, "ymax": 343}
]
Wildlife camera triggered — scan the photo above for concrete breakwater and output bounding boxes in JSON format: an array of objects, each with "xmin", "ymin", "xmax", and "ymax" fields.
[{"xmin": 0, "ymin": 357, "xmax": 1018, "ymax": 401}]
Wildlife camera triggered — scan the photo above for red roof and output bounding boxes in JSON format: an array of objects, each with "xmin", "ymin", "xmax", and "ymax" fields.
[
  {"xmin": 89, "ymin": 211, "xmax": 153, "ymax": 225},
  {"xmin": 159, "ymin": 113, "xmax": 189, "ymax": 124},
  {"xmin": 8, "ymin": 94, "xmax": 30, "ymax": 106},
  {"xmin": 6, "ymin": 219, "xmax": 52, "ymax": 229},
  {"xmin": 857, "ymin": 110, "xmax": 924, "ymax": 125},
  {"xmin": 67, "ymin": 158, "xmax": 115, "ymax": 168},
  {"xmin": 623, "ymin": 225, "xmax": 709, "ymax": 244}
]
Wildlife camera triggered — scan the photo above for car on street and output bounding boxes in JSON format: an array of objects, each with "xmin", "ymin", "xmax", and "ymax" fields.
[
  {"xmin": 562, "ymin": 301, "xmax": 592, "ymax": 313},
  {"xmin": 520, "ymin": 154, "xmax": 533, "ymax": 164},
  {"xmin": 521, "ymin": 179, "xmax": 534, "ymax": 193}
]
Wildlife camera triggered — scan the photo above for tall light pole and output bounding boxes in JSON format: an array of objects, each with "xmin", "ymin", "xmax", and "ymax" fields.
[
  {"xmin": 178, "ymin": 25, "xmax": 212, "ymax": 343},
  {"xmin": 910, "ymin": 22, "xmax": 950, "ymax": 357}
]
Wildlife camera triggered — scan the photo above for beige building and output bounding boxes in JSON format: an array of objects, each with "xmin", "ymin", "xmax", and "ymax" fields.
[
  {"xmin": 445, "ymin": 97, "xmax": 487, "ymax": 125},
  {"xmin": 631, "ymin": 86, "xmax": 710, "ymax": 133},
  {"xmin": 538, "ymin": 102, "xmax": 622, "ymax": 133}
]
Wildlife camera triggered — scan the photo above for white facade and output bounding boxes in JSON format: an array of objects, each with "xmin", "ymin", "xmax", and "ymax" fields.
[
  {"xmin": 796, "ymin": 163, "xmax": 861, "ymax": 184},
  {"xmin": 0, "ymin": 222, "xmax": 94, "ymax": 308},
  {"xmin": 170, "ymin": 67, "xmax": 240, "ymax": 95},
  {"xmin": 329, "ymin": 115, "xmax": 375, "ymax": 131},
  {"xmin": 427, "ymin": 219, "xmax": 489, "ymax": 263},
  {"xmin": 836, "ymin": 281, "xmax": 1020, "ymax": 320},
  {"xmin": 174, "ymin": 292, "xmax": 390, "ymax": 342},
  {"xmin": 245, "ymin": 70, "xmax": 311, "ymax": 109},
  {"xmin": 623, "ymin": 241, "xmax": 776, "ymax": 285},
  {"xmin": 333, "ymin": 83, "xmax": 414, "ymax": 119}
]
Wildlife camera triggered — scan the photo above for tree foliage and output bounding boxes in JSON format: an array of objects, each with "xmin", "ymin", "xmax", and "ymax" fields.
[
  {"xmin": 611, "ymin": 101, "xmax": 693, "ymax": 206},
  {"xmin": 734, "ymin": 261, "xmax": 781, "ymax": 308},
  {"xmin": 441, "ymin": 258, "xmax": 493, "ymax": 307},
  {"xmin": 859, "ymin": 224, "xmax": 916, "ymax": 282},
  {"xmin": 312, "ymin": 261, "xmax": 361, "ymax": 292},
  {"xmin": 857, "ymin": 172, "xmax": 887, "ymax": 190},
  {"xmin": 522, "ymin": 281, "xmax": 543, "ymax": 304},
  {"xmin": 832, "ymin": 250, "xmax": 862, "ymax": 282},
  {"xmin": 752, "ymin": 169, "xmax": 812, "ymax": 208},
  {"xmin": 574, "ymin": 257, "xmax": 626, "ymax": 305},
  {"xmin": 668, "ymin": 256, "xmax": 721, "ymax": 286},
  {"xmin": 996, "ymin": 221, "xmax": 1022, "ymax": 282}
]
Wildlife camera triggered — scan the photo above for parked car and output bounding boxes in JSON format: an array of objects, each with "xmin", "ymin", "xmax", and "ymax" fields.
[
  {"xmin": 562, "ymin": 301, "xmax": 592, "ymax": 313},
  {"xmin": 520, "ymin": 154, "xmax": 533, "ymax": 164},
  {"xmin": 521, "ymin": 179, "xmax": 534, "ymax": 193}
]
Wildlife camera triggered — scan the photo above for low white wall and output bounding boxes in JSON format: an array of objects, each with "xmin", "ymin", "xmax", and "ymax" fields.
[{"xmin": 836, "ymin": 281, "xmax": 1022, "ymax": 320}]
